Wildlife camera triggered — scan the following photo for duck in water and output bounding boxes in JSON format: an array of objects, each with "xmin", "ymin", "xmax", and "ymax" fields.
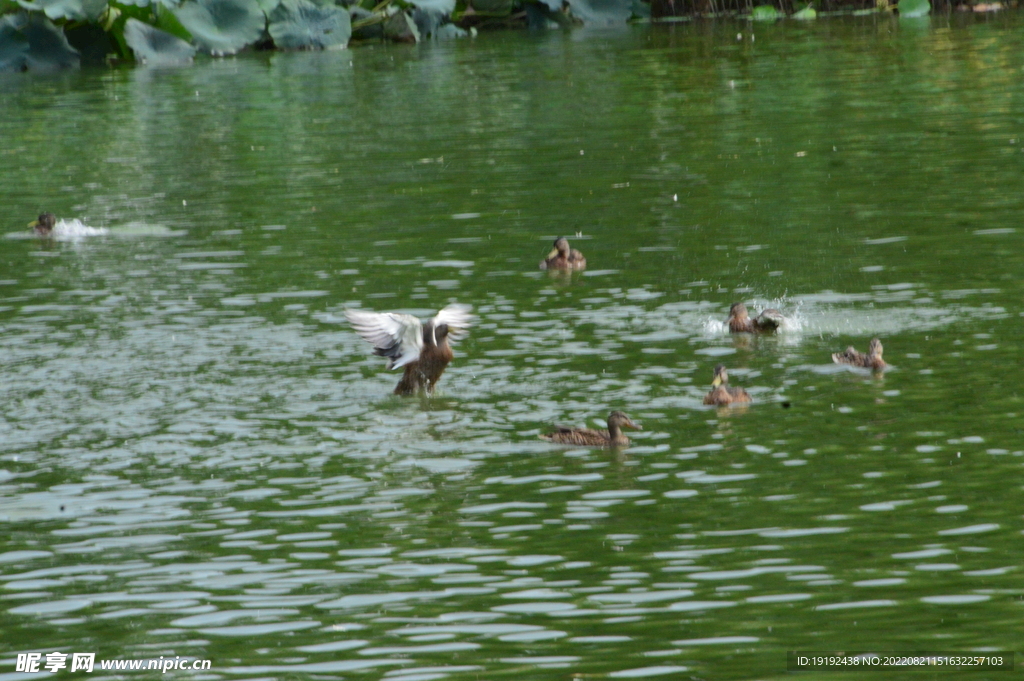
[
  {"xmin": 541, "ymin": 411, "xmax": 640, "ymax": 447},
  {"xmin": 726, "ymin": 302, "xmax": 785, "ymax": 333},
  {"xmin": 832, "ymin": 337, "xmax": 886, "ymax": 371},
  {"xmin": 703, "ymin": 364, "xmax": 752, "ymax": 405},
  {"xmin": 345, "ymin": 303, "xmax": 473, "ymax": 395},
  {"xmin": 29, "ymin": 212, "xmax": 56, "ymax": 236},
  {"xmin": 540, "ymin": 237, "xmax": 586, "ymax": 271}
]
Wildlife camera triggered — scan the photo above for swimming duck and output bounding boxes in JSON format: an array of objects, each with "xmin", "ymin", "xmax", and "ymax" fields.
[
  {"xmin": 726, "ymin": 302, "xmax": 784, "ymax": 333},
  {"xmin": 703, "ymin": 364, "xmax": 752, "ymax": 405},
  {"xmin": 540, "ymin": 411, "xmax": 640, "ymax": 447},
  {"xmin": 29, "ymin": 212, "xmax": 56, "ymax": 236},
  {"xmin": 345, "ymin": 303, "xmax": 473, "ymax": 395},
  {"xmin": 832, "ymin": 337, "xmax": 886, "ymax": 370},
  {"xmin": 539, "ymin": 237, "xmax": 586, "ymax": 271}
]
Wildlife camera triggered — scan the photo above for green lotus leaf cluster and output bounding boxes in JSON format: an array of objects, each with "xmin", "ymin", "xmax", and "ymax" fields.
[
  {"xmin": 0, "ymin": 0, "xmax": 444, "ymax": 69},
  {"xmin": 0, "ymin": 11, "xmax": 79, "ymax": 70},
  {"xmin": 6, "ymin": 0, "xmax": 865, "ymax": 71},
  {"xmin": 750, "ymin": 3, "xmax": 780, "ymax": 19},
  {"xmin": 897, "ymin": 0, "xmax": 929, "ymax": 16},
  {"xmin": 791, "ymin": 3, "xmax": 815, "ymax": 18},
  {"xmin": 172, "ymin": 0, "xmax": 263, "ymax": 53},
  {"xmin": 268, "ymin": 0, "xmax": 351, "ymax": 49},
  {"xmin": 123, "ymin": 15, "xmax": 194, "ymax": 61}
]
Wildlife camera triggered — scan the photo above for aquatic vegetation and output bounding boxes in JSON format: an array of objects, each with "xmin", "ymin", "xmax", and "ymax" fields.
[
  {"xmin": 897, "ymin": 0, "xmax": 930, "ymax": 15},
  {"xmin": 266, "ymin": 0, "xmax": 350, "ymax": 49},
  {"xmin": 0, "ymin": 0, "xmax": 937, "ymax": 69},
  {"xmin": 173, "ymin": 0, "xmax": 266, "ymax": 54},
  {"xmin": 0, "ymin": 0, "xmax": 642, "ymax": 69},
  {"xmin": 123, "ymin": 17, "xmax": 195, "ymax": 63},
  {"xmin": 0, "ymin": 12, "xmax": 80, "ymax": 71},
  {"xmin": 791, "ymin": 2, "xmax": 816, "ymax": 17},
  {"xmin": 750, "ymin": 4, "xmax": 780, "ymax": 19}
]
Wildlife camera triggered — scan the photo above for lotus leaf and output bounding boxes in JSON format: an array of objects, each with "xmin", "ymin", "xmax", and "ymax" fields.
[
  {"xmin": 408, "ymin": 0, "xmax": 452, "ymax": 35},
  {"xmin": 124, "ymin": 17, "xmax": 197, "ymax": 62},
  {"xmin": 0, "ymin": 14, "xmax": 29, "ymax": 71},
  {"xmin": 349, "ymin": 5, "xmax": 383, "ymax": 39},
  {"xmin": 750, "ymin": 3, "xmax": 779, "ymax": 18},
  {"xmin": 17, "ymin": 0, "xmax": 106, "ymax": 21},
  {"xmin": 152, "ymin": 6, "xmax": 194, "ymax": 41},
  {"xmin": 410, "ymin": 0, "xmax": 454, "ymax": 12},
  {"xmin": 383, "ymin": 8, "xmax": 417, "ymax": 41},
  {"xmin": 524, "ymin": 1, "xmax": 571, "ymax": 25},
  {"xmin": 897, "ymin": 0, "xmax": 928, "ymax": 15},
  {"xmin": 268, "ymin": 0, "xmax": 350, "ymax": 48},
  {"xmin": 254, "ymin": 0, "xmax": 280, "ymax": 15},
  {"xmin": 410, "ymin": 8, "xmax": 436, "ymax": 36},
  {"xmin": 630, "ymin": 0, "xmax": 650, "ymax": 18},
  {"xmin": 0, "ymin": 12, "xmax": 79, "ymax": 71},
  {"xmin": 431, "ymin": 21, "xmax": 466, "ymax": 38},
  {"xmin": 529, "ymin": 0, "xmax": 560, "ymax": 11},
  {"xmin": 118, "ymin": 0, "xmax": 184, "ymax": 9},
  {"xmin": 173, "ymin": 0, "xmax": 265, "ymax": 54},
  {"xmin": 64, "ymin": 22, "xmax": 115, "ymax": 64},
  {"xmin": 470, "ymin": 0, "xmax": 512, "ymax": 13},
  {"xmin": 566, "ymin": 0, "xmax": 631, "ymax": 24}
]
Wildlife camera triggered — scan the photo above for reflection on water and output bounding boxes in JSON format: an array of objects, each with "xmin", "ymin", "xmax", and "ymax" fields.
[{"xmin": 2, "ymin": 16, "xmax": 1023, "ymax": 680}]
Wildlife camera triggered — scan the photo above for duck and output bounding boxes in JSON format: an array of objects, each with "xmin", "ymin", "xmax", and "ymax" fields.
[
  {"xmin": 726, "ymin": 302, "xmax": 784, "ymax": 333},
  {"xmin": 540, "ymin": 411, "xmax": 640, "ymax": 447},
  {"xmin": 539, "ymin": 237, "xmax": 586, "ymax": 271},
  {"xmin": 29, "ymin": 212, "xmax": 56, "ymax": 236},
  {"xmin": 832, "ymin": 337, "xmax": 886, "ymax": 370},
  {"xmin": 345, "ymin": 303, "xmax": 473, "ymax": 395},
  {"xmin": 703, "ymin": 364, "xmax": 752, "ymax": 405}
]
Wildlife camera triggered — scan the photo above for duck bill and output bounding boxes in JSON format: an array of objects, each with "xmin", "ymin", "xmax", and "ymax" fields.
[
  {"xmin": 711, "ymin": 376, "xmax": 723, "ymax": 388},
  {"xmin": 546, "ymin": 247, "xmax": 559, "ymax": 260},
  {"xmin": 28, "ymin": 219, "xmax": 39, "ymax": 228},
  {"xmin": 624, "ymin": 421, "xmax": 641, "ymax": 431}
]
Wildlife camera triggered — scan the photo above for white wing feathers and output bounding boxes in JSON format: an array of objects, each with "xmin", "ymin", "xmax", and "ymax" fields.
[
  {"xmin": 432, "ymin": 303, "xmax": 474, "ymax": 342},
  {"xmin": 344, "ymin": 309, "xmax": 423, "ymax": 370},
  {"xmin": 344, "ymin": 304, "xmax": 473, "ymax": 371}
]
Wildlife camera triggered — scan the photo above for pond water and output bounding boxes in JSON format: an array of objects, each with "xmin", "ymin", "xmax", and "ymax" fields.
[{"xmin": 1, "ymin": 15, "xmax": 1022, "ymax": 680}]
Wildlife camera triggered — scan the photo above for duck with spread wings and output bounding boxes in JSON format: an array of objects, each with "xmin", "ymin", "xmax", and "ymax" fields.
[
  {"xmin": 345, "ymin": 303, "xmax": 473, "ymax": 395},
  {"xmin": 726, "ymin": 302, "xmax": 785, "ymax": 333},
  {"xmin": 832, "ymin": 337, "xmax": 886, "ymax": 371}
]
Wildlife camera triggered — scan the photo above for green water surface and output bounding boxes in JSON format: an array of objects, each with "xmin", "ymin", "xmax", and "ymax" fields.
[{"xmin": 1, "ymin": 15, "xmax": 1022, "ymax": 681}]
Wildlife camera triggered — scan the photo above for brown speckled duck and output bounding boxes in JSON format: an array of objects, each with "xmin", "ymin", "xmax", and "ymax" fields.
[
  {"xmin": 832, "ymin": 337, "xmax": 886, "ymax": 370},
  {"xmin": 539, "ymin": 237, "xmax": 586, "ymax": 271},
  {"xmin": 703, "ymin": 364, "xmax": 752, "ymax": 405},
  {"xmin": 726, "ymin": 302, "xmax": 784, "ymax": 333},
  {"xmin": 345, "ymin": 303, "xmax": 473, "ymax": 395},
  {"xmin": 541, "ymin": 411, "xmax": 640, "ymax": 447},
  {"xmin": 29, "ymin": 212, "xmax": 56, "ymax": 236}
]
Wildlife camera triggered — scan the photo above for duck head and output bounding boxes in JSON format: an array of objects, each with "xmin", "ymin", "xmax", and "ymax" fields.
[
  {"xmin": 728, "ymin": 303, "xmax": 748, "ymax": 320},
  {"xmin": 546, "ymin": 237, "xmax": 571, "ymax": 260},
  {"xmin": 607, "ymin": 411, "xmax": 641, "ymax": 431},
  {"xmin": 30, "ymin": 212, "xmax": 56, "ymax": 236}
]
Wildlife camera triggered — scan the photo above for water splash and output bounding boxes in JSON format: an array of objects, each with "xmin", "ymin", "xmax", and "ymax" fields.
[{"xmin": 51, "ymin": 219, "xmax": 109, "ymax": 239}]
